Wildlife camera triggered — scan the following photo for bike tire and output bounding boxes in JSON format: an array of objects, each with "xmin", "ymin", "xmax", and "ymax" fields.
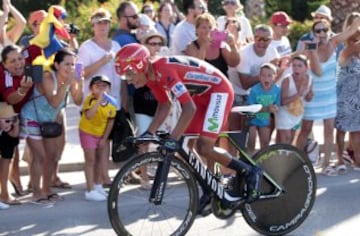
[
  {"xmin": 108, "ymin": 151, "xmax": 199, "ymax": 236},
  {"xmin": 241, "ymin": 144, "xmax": 317, "ymax": 236}
]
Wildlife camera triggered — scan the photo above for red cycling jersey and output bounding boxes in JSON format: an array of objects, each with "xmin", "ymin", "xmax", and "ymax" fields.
[{"xmin": 146, "ymin": 56, "xmax": 234, "ymax": 138}]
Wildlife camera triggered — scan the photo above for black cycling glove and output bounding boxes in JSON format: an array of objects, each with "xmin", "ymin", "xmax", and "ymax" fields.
[{"xmin": 160, "ymin": 138, "xmax": 179, "ymax": 154}]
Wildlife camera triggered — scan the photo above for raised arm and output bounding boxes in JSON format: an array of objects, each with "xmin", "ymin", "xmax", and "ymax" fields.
[{"xmin": 5, "ymin": 0, "xmax": 26, "ymax": 43}]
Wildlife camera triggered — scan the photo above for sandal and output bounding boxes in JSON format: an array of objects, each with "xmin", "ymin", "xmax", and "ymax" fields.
[
  {"xmin": 51, "ymin": 181, "xmax": 72, "ymax": 189},
  {"xmin": 47, "ymin": 193, "xmax": 64, "ymax": 201},
  {"xmin": 3, "ymin": 199, "xmax": 22, "ymax": 205},
  {"xmin": 336, "ymin": 164, "xmax": 347, "ymax": 175},
  {"xmin": 31, "ymin": 198, "xmax": 54, "ymax": 206},
  {"xmin": 322, "ymin": 166, "xmax": 337, "ymax": 176},
  {"xmin": 342, "ymin": 150, "xmax": 354, "ymax": 165}
]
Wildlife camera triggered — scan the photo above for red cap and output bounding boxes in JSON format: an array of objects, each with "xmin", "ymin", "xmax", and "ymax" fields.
[{"xmin": 270, "ymin": 11, "xmax": 292, "ymax": 26}]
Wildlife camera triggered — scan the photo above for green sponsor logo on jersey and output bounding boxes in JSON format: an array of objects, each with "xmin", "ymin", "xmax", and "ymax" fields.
[{"xmin": 207, "ymin": 117, "xmax": 219, "ymax": 131}]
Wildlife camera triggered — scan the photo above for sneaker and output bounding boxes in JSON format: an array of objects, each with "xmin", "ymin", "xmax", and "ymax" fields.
[
  {"xmin": 245, "ymin": 166, "xmax": 263, "ymax": 203},
  {"xmin": 197, "ymin": 194, "xmax": 212, "ymax": 216},
  {"xmin": 94, "ymin": 184, "xmax": 108, "ymax": 197},
  {"xmin": 0, "ymin": 201, "xmax": 9, "ymax": 210},
  {"xmin": 85, "ymin": 189, "xmax": 106, "ymax": 201}
]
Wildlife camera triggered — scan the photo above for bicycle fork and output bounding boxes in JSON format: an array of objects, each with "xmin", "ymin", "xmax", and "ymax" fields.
[{"xmin": 149, "ymin": 153, "xmax": 172, "ymax": 205}]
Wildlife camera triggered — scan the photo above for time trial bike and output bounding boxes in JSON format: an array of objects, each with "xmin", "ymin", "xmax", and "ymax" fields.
[{"xmin": 107, "ymin": 104, "xmax": 317, "ymax": 236}]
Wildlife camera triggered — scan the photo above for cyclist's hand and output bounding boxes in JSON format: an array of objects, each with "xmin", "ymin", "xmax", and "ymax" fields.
[{"xmin": 160, "ymin": 138, "xmax": 179, "ymax": 154}]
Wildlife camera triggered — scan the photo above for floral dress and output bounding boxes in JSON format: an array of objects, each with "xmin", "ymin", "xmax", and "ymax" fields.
[{"xmin": 335, "ymin": 56, "xmax": 360, "ymax": 132}]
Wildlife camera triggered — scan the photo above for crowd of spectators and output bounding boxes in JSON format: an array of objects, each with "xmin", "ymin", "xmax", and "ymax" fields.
[{"xmin": 1, "ymin": 0, "xmax": 360, "ymax": 209}]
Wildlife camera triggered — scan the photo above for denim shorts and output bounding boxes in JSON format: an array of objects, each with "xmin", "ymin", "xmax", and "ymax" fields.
[{"xmin": 20, "ymin": 118, "xmax": 42, "ymax": 140}]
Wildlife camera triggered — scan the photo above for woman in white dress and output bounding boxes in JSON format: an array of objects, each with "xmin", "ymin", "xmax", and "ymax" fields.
[{"xmin": 275, "ymin": 54, "xmax": 313, "ymax": 144}]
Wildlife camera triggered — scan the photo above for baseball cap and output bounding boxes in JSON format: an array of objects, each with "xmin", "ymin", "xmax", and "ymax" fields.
[
  {"xmin": 271, "ymin": 11, "xmax": 292, "ymax": 26},
  {"xmin": 90, "ymin": 75, "xmax": 111, "ymax": 87},
  {"xmin": 311, "ymin": 5, "xmax": 333, "ymax": 21},
  {"xmin": 0, "ymin": 102, "xmax": 17, "ymax": 119},
  {"xmin": 29, "ymin": 10, "xmax": 47, "ymax": 26}
]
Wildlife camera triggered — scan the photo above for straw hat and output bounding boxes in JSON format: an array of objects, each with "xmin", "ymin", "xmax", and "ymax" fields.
[
  {"xmin": 140, "ymin": 28, "xmax": 167, "ymax": 44},
  {"xmin": 311, "ymin": 5, "xmax": 333, "ymax": 21},
  {"xmin": 0, "ymin": 102, "xmax": 17, "ymax": 119}
]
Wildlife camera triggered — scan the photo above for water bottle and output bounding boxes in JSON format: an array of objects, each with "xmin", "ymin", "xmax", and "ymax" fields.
[{"xmin": 103, "ymin": 92, "xmax": 118, "ymax": 107}]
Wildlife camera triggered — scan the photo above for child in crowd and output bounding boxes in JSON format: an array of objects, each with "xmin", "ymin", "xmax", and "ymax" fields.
[
  {"xmin": 247, "ymin": 63, "xmax": 281, "ymax": 154},
  {"xmin": 79, "ymin": 76, "xmax": 116, "ymax": 201},
  {"xmin": 0, "ymin": 102, "xmax": 20, "ymax": 209}
]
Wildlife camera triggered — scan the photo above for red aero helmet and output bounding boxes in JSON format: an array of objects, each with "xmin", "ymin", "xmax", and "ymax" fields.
[{"xmin": 115, "ymin": 43, "xmax": 151, "ymax": 75}]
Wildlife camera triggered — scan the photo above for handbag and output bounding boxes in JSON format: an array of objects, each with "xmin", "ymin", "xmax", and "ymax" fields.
[
  {"xmin": 39, "ymin": 121, "xmax": 63, "ymax": 138},
  {"xmin": 32, "ymin": 96, "xmax": 63, "ymax": 138}
]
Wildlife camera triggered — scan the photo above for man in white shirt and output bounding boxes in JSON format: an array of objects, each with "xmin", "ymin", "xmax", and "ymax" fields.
[
  {"xmin": 170, "ymin": 0, "xmax": 206, "ymax": 55},
  {"xmin": 237, "ymin": 24, "xmax": 280, "ymax": 91},
  {"xmin": 236, "ymin": 24, "xmax": 281, "ymax": 152}
]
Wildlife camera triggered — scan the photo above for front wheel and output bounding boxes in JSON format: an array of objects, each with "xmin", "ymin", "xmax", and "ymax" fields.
[
  {"xmin": 241, "ymin": 144, "xmax": 317, "ymax": 236},
  {"xmin": 108, "ymin": 152, "xmax": 199, "ymax": 236}
]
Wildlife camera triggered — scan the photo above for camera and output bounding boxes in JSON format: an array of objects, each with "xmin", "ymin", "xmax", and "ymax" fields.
[
  {"xmin": 305, "ymin": 43, "xmax": 317, "ymax": 50},
  {"xmin": 68, "ymin": 23, "xmax": 80, "ymax": 35}
]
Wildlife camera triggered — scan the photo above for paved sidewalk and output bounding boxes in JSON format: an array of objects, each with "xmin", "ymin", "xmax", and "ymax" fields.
[{"xmin": 18, "ymin": 103, "xmax": 341, "ymax": 175}]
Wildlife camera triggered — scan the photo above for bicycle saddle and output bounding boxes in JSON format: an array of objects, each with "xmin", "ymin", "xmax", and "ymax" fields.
[{"xmin": 231, "ymin": 104, "xmax": 262, "ymax": 113}]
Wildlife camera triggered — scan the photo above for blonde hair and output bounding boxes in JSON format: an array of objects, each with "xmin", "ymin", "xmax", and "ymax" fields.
[
  {"xmin": 90, "ymin": 8, "xmax": 112, "ymax": 23},
  {"xmin": 195, "ymin": 13, "xmax": 216, "ymax": 30},
  {"xmin": 343, "ymin": 12, "xmax": 360, "ymax": 45}
]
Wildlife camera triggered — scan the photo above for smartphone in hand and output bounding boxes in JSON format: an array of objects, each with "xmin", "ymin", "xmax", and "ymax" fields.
[
  {"xmin": 210, "ymin": 30, "xmax": 228, "ymax": 48},
  {"xmin": 305, "ymin": 43, "xmax": 317, "ymax": 50},
  {"xmin": 32, "ymin": 65, "xmax": 43, "ymax": 83},
  {"xmin": 75, "ymin": 63, "xmax": 83, "ymax": 80},
  {"xmin": 24, "ymin": 65, "xmax": 33, "ymax": 83}
]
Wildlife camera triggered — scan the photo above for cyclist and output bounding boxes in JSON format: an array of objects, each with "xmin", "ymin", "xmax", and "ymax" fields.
[{"xmin": 115, "ymin": 43, "xmax": 262, "ymax": 213}]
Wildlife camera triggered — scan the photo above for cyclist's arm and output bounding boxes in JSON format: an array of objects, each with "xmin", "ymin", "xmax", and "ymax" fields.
[
  {"xmin": 170, "ymin": 100, "xmax": 196, "ymax": 140},
  {"xmin": 147, "ymin": 101, "xmax": 172, "ymax": 135}
]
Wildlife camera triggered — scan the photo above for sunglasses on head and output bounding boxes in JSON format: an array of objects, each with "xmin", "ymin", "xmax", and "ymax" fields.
[
  {"xmin": 255, "ymin": 36, "xmax": 271, "ymax": 42},
  {"xmin": 314, "ymin": 28, "xmax": 329, "ymax": 34},
  {"xmin": 124, "ymin": 14, "xmax": 139, "ymax": 19}
]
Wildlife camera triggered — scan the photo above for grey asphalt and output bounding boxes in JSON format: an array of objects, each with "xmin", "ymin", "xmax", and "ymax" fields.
[{"xmin": 1, "ymin": 104, "xmax": 359, "ymax": 236}]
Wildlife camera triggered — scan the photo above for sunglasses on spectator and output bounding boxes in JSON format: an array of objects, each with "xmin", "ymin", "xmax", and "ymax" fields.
[
  {"xmin": 0, "ymin": 116, "xmax": 17, "ymax": 124},
  {"xmin": 314, "ymin": 28, "xmax": 329, "ymax": 34},
  {"xmin": 147, "ymin": 42, "xmax": 164, "ymax": 47},
  {"xmin": 144, "ymin": 9, "xmax": 154, "ymax": 13},
  {"xmin": 314, "ymin": 15, "xmax": 328, "ymax": 20},
  {"xmin": 224, "ymin": 1, "xmax": 236, "ymax": 6},
  {"xmin": 195, "ymin": 5, "xmax": 206, "ymax": 11},
  {"xmin": 227, "ymin": 20, "xmax": 238, "ymax": 24},
  {"xmin": 255, "ymin": 36, "xmax": 271, "ymax": 42},
  {"xmin": 124, "ymin": 14, "xmax": 139, "ymax": 19}
]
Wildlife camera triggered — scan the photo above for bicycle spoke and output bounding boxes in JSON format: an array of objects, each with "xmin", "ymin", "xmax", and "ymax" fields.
[{"xmin": 108, "ymin": 152, "xmax": 198, "ymax": 236}]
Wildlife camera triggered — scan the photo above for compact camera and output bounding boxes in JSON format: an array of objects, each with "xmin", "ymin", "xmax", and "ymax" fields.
[{"xmin": 68, "ymin": 23, "xmax": 80, "ymax": 35}]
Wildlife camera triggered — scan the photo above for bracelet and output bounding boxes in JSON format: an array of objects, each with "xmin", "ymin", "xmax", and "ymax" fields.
[{"xmin": 17, "ymin": 87, "xmax": 26, "ymax": 96}]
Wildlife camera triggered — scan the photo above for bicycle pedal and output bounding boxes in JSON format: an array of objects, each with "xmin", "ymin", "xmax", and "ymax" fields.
[{"xmin": 211, "ymin": 198, "xmax": 236, "ymax": 219}]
